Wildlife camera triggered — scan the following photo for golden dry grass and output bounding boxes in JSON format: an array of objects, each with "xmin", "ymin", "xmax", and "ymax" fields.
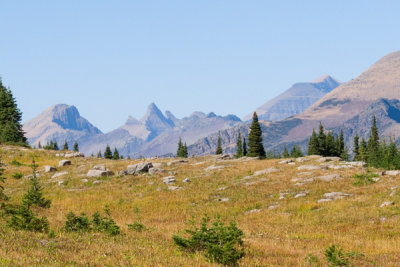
[{"xmin": 1, "ymin": 145, "xmax": 400, "ymax": 266}]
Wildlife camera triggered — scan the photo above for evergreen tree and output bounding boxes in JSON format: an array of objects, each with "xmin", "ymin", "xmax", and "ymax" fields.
[
  {"xmin": 353, "ymin": 134, "xmax": 360, "ymax": 161},
  {"xmin": 63, "ymin": 141, "xmax": 69, "ymax": 150},
  {"xmin": 0, "ymin": 157, "xmax": 8, "ymax": 201},
  {"xmin": 73, "ymin": 141, "xmax": 79, "ymax": 152},
  {"xmin": 53, "ymin": 141, "xmax": 59, "ymax": 150},
  {"xmin": 177, "ymin": 137, "xmax": 183, "ymax": 157},
  {"xmin": 235, "ymin": 132, "xmax": 243, "ymax": 158},
  {"xmin": 340, "ymin": 146, "xmax": 349, "ymax": 161},
  {"xmin": 97, "ymin": 150, "xmax": 102, "ymax": 158},
  {"xmin": 317, "ymin": 123, "xmax": 326, "ymax": 156},
  {"xmin": 38, "ymin": 142, "xmax": 42, "ymax": 149},
  {"xmin": 359, "ymin": 138, "xmax": 368, "ymax": 162},
  {"xmin": 307, "ymin": 129, "xmax": 319, "ymax": 155},
  {"xmin": 247, "ymin": 112, "xmax": 266, "ymax": 158},
  {"xmin": 104, "ymin": 145, "xmax": 113, "ymax": 159},
  {"xmin": 290, "ymin": 145, "xmax": 303, "ymax": 158},
  {"xmin": 282, "ymin": 145, "xmax": 290, "ymax": 158},
  {"xmin": 182, "ymin": 143, "xmax": 188, "ymax": 158},
  {"xmin": 367, "ymin": 115, "xmax": 380, "ymax": 166},
  {"xmin": 215, "ymin": 133, "xmax": 223, "ymax": 155},
  {"xmin": 337, "ymin": 130, "xmax": 345, "ymax": 156},
  {"xmin": 112, "ymin": 148, "xmax": 120, "ymax": 160},
  {"xmin": 243, "ymin": 137, "xmax": 247, "ymax": 156},
  {"xmin": 325, "ymin": 132, "xmax": 336, "ymax": 157},
  {"xmin": 22, "ymin": 161, "xmax": 51, "ymax": 208},
  {"xmin": 0, "ymin": 79, "xmax": 27, "ymax": 144}
]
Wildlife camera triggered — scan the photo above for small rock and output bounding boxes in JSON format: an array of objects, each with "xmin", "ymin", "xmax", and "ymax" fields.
[
  {"xmin": 58, "ymin": 180, "xmax": 64, "ymax": 186},
  {"xmin": 64, "ymin": 152, "xmax": 84, "ymax": 158},
  {"xmin": 294, "ymin": 192, "xmax": 308, "ymax": 198},
  {"xmin": 92, "ymin": 165, "xmax": 107, "ymax": 171},
  {"xmin": 217, "ymin": 154, "xmax": 232, "ymax": 160},
  {"xmin": 384, "ymin": 170, "xmax": 400, "ymax": 176},
  {"xmin": 152, "ymin": 163, "xmax": 164, "ymax": 168},
  {"xmin": 58, "ymin": 160, "xmax": 71, "ymax": 167},
  {"xmin": 168, "ymin": 186, "xmax": 183, "ymax": 191},
  {"xmin": 93, "ymin": 180, "xmax": 102, "ymax": 185},
  {"xmin": 162, "ymin": 176, "xmax": 176, "ymax": 184},
  {"xmin": 254, "ymin": 167, "xmax": 280, "ymax": 176},
  {"xmin": 296, "ymin": 157, "xmax": 310, "ymax": 163},
  {"xmin": 183, "ymin": 178, "xmax": 191, "ymax": 183},
  {"xmin": 218, "ymin": 186, "xmax": 228, "ymax": 191},
  {"xmin": 268, "ymin": 203, "xmax": 279, "ymax": 210},
  {"xmin": 279, "ymin": 159, "xmax": 294, "ymax": 164},
  {"xmin": 118, "ymin": 170, "xmax": 128, "ymax": 176},
  {"xmin": 81, "ymin": 179, "xmax": 89, "ymax": 183},
  {"xmin": 316, "ymin": 174, "xmax": 341, "ymax": 182},
  {"xmin": 167, "ymin": 160, "xmax": 188, "ymax": 166},
  {"xmin": 297, "ymin": 165, "xmax": 327, "ymax": 171},
  {"xmin": 322, "ymin": 192, "xmax": 353, "ymax": 201},
  {"xmin": 347, "ymin": 161, "xmax": 367, "ymax": 167},
  {"xmin": 316, "ymin": 157, "xmax": 342, "ymax": 163},
  {"xmin": 245, "ymin": 209, "xmax": 262, "ymax": 214},
  {"xmin": 218, "ymin": 198, "xmax": 230, "ymax": 202},
  {"xmin": 51, "ymin": 172, "xmax": 68, "ymax": 178},
  {"xmin": 380, "ymin": 201, "xmax": 394, "ymax": 208},
  {"xmin": 148, "ymin": 167, "xmax": 166, "ymax": 176},
  {"xmin": 329, "ymin": 164, "xmax": 353, "ymax": 169},
  {"xmin": 317, "ymin": 198, "xmax": 332, "ymax": 203},
  {"xmin": 87, "ymin": 169, "xmax": 113, "ymax": 177},
  {"xmin": 204, "ymin": 165, "xmax": 225, "ymax": 171},
  {"xmin": 44, "ymin": 166, "xmax": 57, "ymax": 173},
  {"xmin": 306, "ymin": 155, "xmax": 323, "ymax": 160}
]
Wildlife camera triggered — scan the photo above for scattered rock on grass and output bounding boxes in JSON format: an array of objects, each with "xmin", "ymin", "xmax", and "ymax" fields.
[
  {"xmin": 254, "ymin": 167, "xmax": 280, "ymax": 176},
  {"xmin": 316, "ymin": 174, "xmax": 341, "ymax": 182},
  {"xmin": 297, "ymin": 165, "xmax": 327, "ymax": 171},
  {"xmin": 162, "ymin": 176, "xmax": 176, "ymax": 184},
  {"xmin": 58, "ymin": 160, "xmax": 71, "ymax": 167},
  {"xmin": 126, "ymin": 162, "xmax": 153, "ymax": 175},
  {"xmin": 51, "ymin": 172, "xmax": 68, "ymax": 179},
  {"xmin": 168, "ymin": 186, "xmax": 183, "ymax": 191},
  {"xmin": 44, "ymin": 166, "xmax": 57, "ymax": 172},
  {"xmin": 318, "ymin": 192, "xmax": 353, "ymax": 203},
  {"xmin": 380, "ymin": 201, "xmax": 394, "ymax": 208},
  {"xmin": 183, "ymin": 178, "xmax": 191, "ymax": 183},
  {"xmin": 384, "ymin": 170, "xmax": 400, "ymax": 176},
  {"xmin": 204, "ymin": 165, "xmax": 225, "ymax": 171}
]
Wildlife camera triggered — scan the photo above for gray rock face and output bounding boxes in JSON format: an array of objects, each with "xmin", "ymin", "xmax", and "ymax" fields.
[
  {"xmin": 58, "ymin": 160, "xmax": 71, "ymax": 167},
  {"xmin": 126, "ymin": 162, "xmax": 153, "ymax": 175},
  {"xmin": 243, "ymin": 75, "xmax": 340, "ymax": 121},
  {"xmin": 44, "ymin": 166, "xmax": 57, "ymax": 172}
]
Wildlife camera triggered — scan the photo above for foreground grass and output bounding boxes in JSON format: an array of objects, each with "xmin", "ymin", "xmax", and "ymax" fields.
[{"xmin": 1, "ymin": 145, "xmax": 400, "ymax": 266}]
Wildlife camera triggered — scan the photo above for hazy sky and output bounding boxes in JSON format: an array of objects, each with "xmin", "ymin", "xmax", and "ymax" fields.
[{"xmin": 1, "ymin": 1, "xmax": 399, "ymax": 132}]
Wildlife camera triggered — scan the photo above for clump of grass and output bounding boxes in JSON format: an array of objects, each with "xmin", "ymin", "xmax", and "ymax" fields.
[
  {"xmin": 128, "ymin": 222, "xmax": 146, "ymax": 232},
  {"xmin": 12, "ymin": 172, "xmax": 23, "ymax": 179},
  {"xmin": 353, "ymin": 171, "xmax": 378, "ymax": 186}
]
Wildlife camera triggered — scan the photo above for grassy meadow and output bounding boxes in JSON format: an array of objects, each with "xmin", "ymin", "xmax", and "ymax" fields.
[{"xmin": 1, "ymin": 145, "xmax": 400, "ymax": 266}]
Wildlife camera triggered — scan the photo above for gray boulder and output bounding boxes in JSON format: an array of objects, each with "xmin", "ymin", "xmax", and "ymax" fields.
[
  {"xmin": 126, "ymin": 162, "xmax": 153, "ymax": 175},
  {"xmin": 87, "ymin": 169, "xmax": 114, "ymax": 177},
  {"xmin": 65, "ymin": 152, "xmax": 85, "ymax": 158},
  {"xmin": 149, "ymin": 167, "xmax": 166, "ymax": 176},
  {"xmin": 92, "ymin": 165, "xmax": 107, "ymax": 171},
  {"xmin": 44, "ymin": 166, "xmax": 57, "ymax": 172},
  {"xmin": 58, "ymin": 160, "xmax": 71, "ymax": 167},
  {"xmin": 183, "ymin": 177, "xmax": 191, "ymax": 183}
]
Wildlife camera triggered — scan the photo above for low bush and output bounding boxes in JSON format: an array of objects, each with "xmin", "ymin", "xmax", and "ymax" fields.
[
  {"xmin": 173, "ymin": 214, "xmax": 244, "ymax": 266},
  {"xmin": 353, "ymin": 171, "xmax": 378, "ymax": 186},
  {"xmin": 64, "ymin": 212, "xmax": 91, "ymax": 232},
  {"xmin": 127, "ymin": 222, "xmax": 146, "ymax": 232},
  {"xmin": 325, "ymin": 244, "xmax": 349, "ymax": 266},
  {"xmin": 12, "ymin": 172, "xmax": 23, "ymax": 179}
]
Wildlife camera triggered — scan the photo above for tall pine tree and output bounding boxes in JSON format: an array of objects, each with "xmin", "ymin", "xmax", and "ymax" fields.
[
  {"xmin": 243, "ymin": 137, "xmax": 247, "ymax": 156},
  {"xmin": 104, "ymin": 145, "xmax": 113, "ymax": 159},
  {"xmin": 247, "ymin": 112, "xmax": 266, "ymax": 158},
  {"xmin": 353, "ymin": 134, "xmax": 360, "ymax": 161},
  {"xmin": 63, "ymin": 141, "xmax": 69, "ymax": 150},
  {"xmin": 235, "ymin": 132, "xmax": 243, "ymax": 158},
  {"xmin": 112, "ymin": 148, "xmax": 120, "ymax": 160},
  {"xmin": 0, "ymin": 79, "xmax": 26, "ymax": 144},
  {"xmin": 307, "ymin": 129, "xmax": 319, "ymax": 155},
  {"xmin": 215, "ymin": 133, "xmax": 223, "ymax": 155},
  {"xmin": 367, "ymin": 115, "xmax": 380, "ymax": 166},
  {"xmin": 22, "ymin": 161, "xmax": 51, "ymax": 208},
  {"xmin": 73, "ymin": 141, "xmax": 79, "ymax": 152}
]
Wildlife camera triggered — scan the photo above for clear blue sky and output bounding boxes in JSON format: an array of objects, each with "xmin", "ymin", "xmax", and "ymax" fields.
[{"xmin": 1, "ymin": 1, "xmax": 399, "ymax": 132}]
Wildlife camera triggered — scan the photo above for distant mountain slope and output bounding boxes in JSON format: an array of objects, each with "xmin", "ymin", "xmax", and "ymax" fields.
[
  {"xmin": 23, "ymin": 104, "xmax": 102, "ymax": 147},
  {"xmin": 24, "ymin": 103, "xmax": 241, "ymax": 157},
  {"xmin": 243, "ymin": 75, "xmax": 340, "ymax": 121},
  {"xmin": 190, "ymin": 51, "xmax": 400, "ymax": 155}
]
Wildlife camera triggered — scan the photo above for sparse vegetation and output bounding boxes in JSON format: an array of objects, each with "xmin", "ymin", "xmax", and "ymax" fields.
[
  {"xmin": 173, "ymin": 214, "xmax": 244, "ymax": 266},
  {"xmin": 64, "ymin": 212, "xmax": 91, "ymax": 232},
  {"xmin": 325, "ymin": 244, "xmax": 350, "ymax": 266},
  {"xmin": 12, "ymin": 172, "xmax": 23, "ymax": 179}
]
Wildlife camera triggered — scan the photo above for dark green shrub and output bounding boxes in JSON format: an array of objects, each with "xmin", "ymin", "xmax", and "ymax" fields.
[
  {"xmin": 64, "ymin": 212, "xmax": 91, "ymax": 232},
  {"xmin": 6, "ymin": 204, "xmax": 49, "ymax": 233},
  {"xmin": 22, "ymin": 163, "xmax": 51, "ymax": 208},
  {"xmin": 92, "ymin": 207, "xmax": 120, "ymax": 236},
  {"xmin": 127, "ymin": 222, "xmax": 146, "ymax": 232},
  {"xmin": 173, "ymin": 214, "xmax": 244, "ymax": 266},
  {"xmin": 12, "ymin": 172, "xmax": 23, "ymax": 179},
  {"xmin": 10, "ymin": 159, "xmax": 22, "ymax": 166},
  {"xmin": 325, "ymin": 245, "xmax": 349, "ymax": 267}
]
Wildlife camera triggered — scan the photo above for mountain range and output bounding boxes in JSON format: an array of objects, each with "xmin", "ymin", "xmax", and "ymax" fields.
[
  {"xmin": 23, "ymin": 51, "xmax": 400, "ymax": 158},
  {"xmin": 190, "ymin": 51, "xmax": 400, "ymax": 155}
]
